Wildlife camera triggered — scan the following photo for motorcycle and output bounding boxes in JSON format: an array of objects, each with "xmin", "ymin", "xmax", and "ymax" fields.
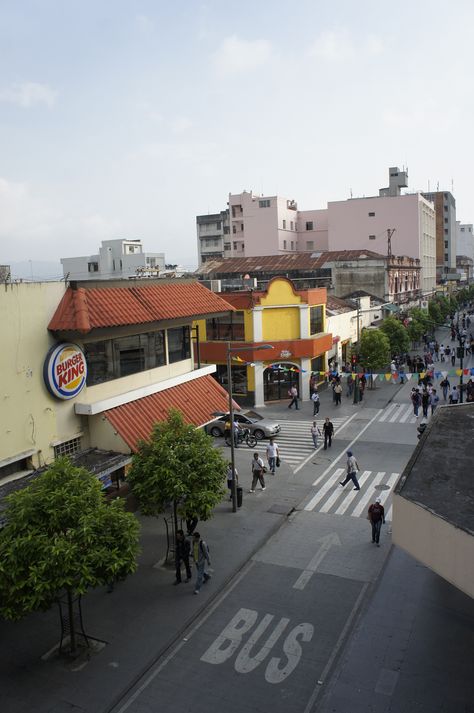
[{"xmin": 225, "ymin": 427, "xmax": 257, "ymax": 448}]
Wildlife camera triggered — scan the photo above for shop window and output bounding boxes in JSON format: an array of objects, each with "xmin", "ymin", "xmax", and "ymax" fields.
[
  {"xmin": 167, "ymin": 326, "xmax": 191, "ymax": 364},
  {"xmin": 206, "ymin": 312, "xmax": 245, "ymax": 341},
  {"xmin": 215, "ymin": 364, "xmax": 248, "ymax": 396},
  {"xmin": 310, "ymin": 305, "xmax": 324, "ymax": 335},
  {"xmin": 311, "ymin": 356, "xmax": 324, "ymax": 373},
  {"xmin": 54, "ymin": 437, "xmax": 82, "ymax": 458}
]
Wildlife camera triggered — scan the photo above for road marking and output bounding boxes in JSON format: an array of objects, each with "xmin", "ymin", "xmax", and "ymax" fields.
[
  {"xmin": 292, "ymin": 533, "xmax": 341, "ymax": 590},
  {"xmin": 304, "ymin": 408, "xmax": 383, "ymax": 509},
  {"xmin": 399, "ymin": 404, "xmax": 414, "ymax": 423},
  {"xmin": 332, "ymin": 470, "xmax": 372, "ymax": 514},
  {"xmin": 304, "ymin": 469, "xmax": 345, "ymax": 511},
  {"xmin": 351, "ymin": 471, "xmax": 386, "ymax": 517},
  {"xmin": 294, "ymin": 412, "xmax": 359, "ymax": 475},
  {"xmin": 379, "ymin": 402, "xmax": 398, "ymax": 422}
]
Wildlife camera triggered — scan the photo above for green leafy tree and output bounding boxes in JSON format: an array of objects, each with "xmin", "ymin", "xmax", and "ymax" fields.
[
  {"xmin": 359, "ymin": 329, "xmax": 391, "ymax": 373},
  {"xmin": 409, "ymin": 308, "xmax": 430, "ymax": 331},
  {"xmin": 407, "ymin": 319, "xmax": 424, "ymax": 346},
  {"xmin": 428, "ymin": 300, "xmax": 443, "ymax": 325},
  {"xmin": 380, "ymin": 316, "xmax": 410, "ymax": 356},
  {"xmin": 127, "ymin": 409, "xmax": 227, "ymax": 534},
  {"xmin": 0, "ymin": 458, "xmax": 140, "ymax": 654}
]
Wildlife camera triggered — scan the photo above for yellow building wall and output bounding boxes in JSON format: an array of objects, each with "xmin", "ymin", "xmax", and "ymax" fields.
[
  {"xmin": 243, "ymin": 309, "xmax": 253, "ymax": 341},
  {"xmin": 259, "ymin": 279, "xmax": 303, "ymax": 307},
  {"xmin": 0, "ymin": 282, "xmax": 87, "ymax": 469},
  {"xmin": 263, "ymin": 307, "xmax": 300, "ymax": 341}
]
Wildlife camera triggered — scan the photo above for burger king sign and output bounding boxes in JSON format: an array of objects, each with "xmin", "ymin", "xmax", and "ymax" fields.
[{"xmin": 43, "ymin": 343, "xmax": 87, "ymax": 400}]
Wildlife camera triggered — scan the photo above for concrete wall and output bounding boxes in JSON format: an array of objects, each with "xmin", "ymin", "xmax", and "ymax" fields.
[
  {"xmin": 393, "ymin": 493, "xmax": 474, "ymax": 600},
  {"xmin": 331, "ymin": 259, "xmax": 387, "ymax": 300},
  {"xmin": 456, "ymin": 223, "xmax": 474, "ymax": 261}
]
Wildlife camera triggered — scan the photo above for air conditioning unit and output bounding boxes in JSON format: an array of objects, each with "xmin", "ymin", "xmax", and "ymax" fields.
[{"xmin": 209, "ymin": 279, "xmax": 222, "ymax": 292}]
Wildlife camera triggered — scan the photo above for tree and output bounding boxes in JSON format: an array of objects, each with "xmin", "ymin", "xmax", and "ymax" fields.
[
  {"xmin": 406, "ymin": 319, "xmax": 424, "ymax": 346},
  {"xmin": 428, "ymin": 300, "xmax": 443, "ymax": 326},
  {"xmin": 379, "ymin": 316, "xmax": 410, "ymax": 356},
  {"xmin": 127, "ymin": 409, "xmax": 227, "ymax": 535},
  {"xmin": 359, "ymin": 329, "xmax": 391, "ymax": 372},
  {"xmin": 0, "ymin": 458, "xmax": 140, "ymax": 654}
]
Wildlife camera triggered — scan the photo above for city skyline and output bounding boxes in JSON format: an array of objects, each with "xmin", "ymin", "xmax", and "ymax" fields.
[{"xmin": 1, "ymin": 0, "xmax": 473, "ymax": 272}]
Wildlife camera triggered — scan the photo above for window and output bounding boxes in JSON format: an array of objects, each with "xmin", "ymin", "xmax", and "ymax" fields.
[
  {"xmin": 444, "ymin": 205, "xmax": 448, "ymax": 211},
  {"xmin": 215, "ymin": 364, "xmax": 248, "ymax": 396},
  {"xmin": 88, "ymin": 262, "xmax": 99, "ymax": 272},
  {"xmin": 390, "ymin": 172, "xmax": 399, "ymax": 177},
  {"xmin": 290, "ymin": 221, "xmax": 294, "ymax": 231},
  {"xmin": 444, "ymin": 217, "xmax": 448, "ymax": 224},
  {"xmin": 115, "ymin": 334, "xmax": 146, "ymax": 377},
  {"xmin": 306, "ymin": 221, "xmax": 313, "ymax": 231},
  {"xmin": 54, "ymin": 437, "xmax": 82, "ymax": 458},
  {"xmin": 282, "ymin": 219, "xmax": 286, "ymax": 229},
  {"xmin": 224, "ymin": 226, "xmax": 230, "ymax": 234},
  {"xmin": 216, "ymin": 221, "xmax": 221, "ymax": 230},
  {"xmin": 444, "ymin": 253, "xmax": 449, "ymax": 262},
  {"xmin": 241, "ymin": 223, "xmax": 244, "ymax": 231},
  {"xmin": 224, "ymin": 242, "xmax": 231, "ymax": 250},
  {"xmin": 369, "ymin": 235, "xmax": 376, "ymax": 240},
  {"xmin": 167, "ymin": 326, "xmax": 191, "ymax": 363},
  {"xmin": 232, "ymin": 225, "xmax": 236, "ymax": 234},
  {"xmin": 291, "ymin": 241, "xmax": 294, "ymax": 250},
  {"xmin": 150, "ymin": 331, "xmax": 166, "ymax": 368},
  {"xmin": 444, "ymin": 229, "xmax": 448, "ymax": 235},
  {"xmin": 259, "ymin": 199, "xmax": 271, "ymax": 208},
  {"xmin": 311, "ymin": 356, "xmax": 324, "ymax": 373},
  {"xmin": 368, "ymin": 212, "xmax": 375, "ymax": 217},
  {"xmin": 461, "ymin": 227, "xmax": 465, "ymax": 232},
  {"xmin": 310, "ymin": 305, "xmax": 324, "ymax": 335},
  {"xmin": 233, "ymin": 241, "xmax": 237, "ymax": 250},
  {"xmin": 283, "ymin": 240, "xmax": 287, "ymax": 249},
  {"xmin": 84, "ymin": 340, "xmax": 113, "ymax": 385},
  {"xmin": 306, "ymin": 241, "xmax": 314, "ymax": 250},
  {"xmin": 444, "ymin": 241, "xmax": 448, "ymax": 248},
  {"xmin": 206, "ymin": 313, "xmax": 245, "ymax": 340}
]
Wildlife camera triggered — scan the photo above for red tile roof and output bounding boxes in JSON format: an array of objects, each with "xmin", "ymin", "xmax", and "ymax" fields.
[
  {"xmin": 104, "ymin": 375, "xmax": 236, "ymax": 451},
  {"xmin": 48, "ymin": 281, "xmax": 234, "ymax": 334}
]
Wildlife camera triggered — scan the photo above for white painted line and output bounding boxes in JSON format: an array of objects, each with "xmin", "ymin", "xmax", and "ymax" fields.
[
  {"xmin": 303, "ymin": 407, "xmax": 383, "ymax": 498},
  {"xmin": 379, "ymin": 402, "xmax": 398, "ymax": 422},
  {"xmin": 378, "ymin": 473, "xmax": 399, "ymax": 505},
  {"xmin": 294, "ymin": 412, "xmax": 359, "ymax": 475},
  {"xmin": 351, "ymin": 472, "xmax": 386, "ymax": 517},
  {"xmin": 388, "ymin": 405, "xmax": 405, "ymax": 422},
  {"xmin": 332, "ymin": 470, "xmax": 372, "ymax": 515},
  {"xmin": 408, "ymin": 415, "xmax": 417, "ymax": 424},
  {"xmin": 385, "ymin": 505, "xmax": 393, "ymax": 522},
  {"xmin": 292, "ymin": 533, "xmax": 341, "ymax": 590},
  {"xmin": 399, "ymin": 404, "xmax": 413, "ymax": 423},
  {"xmin": 304, "ymin": 469, "xmax": 345, "ymax": 511}
]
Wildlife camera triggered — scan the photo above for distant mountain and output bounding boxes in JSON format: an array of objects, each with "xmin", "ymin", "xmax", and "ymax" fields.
[{"xmin": 6, "ymin": 261, "xmax": 63, "ymax": 281}]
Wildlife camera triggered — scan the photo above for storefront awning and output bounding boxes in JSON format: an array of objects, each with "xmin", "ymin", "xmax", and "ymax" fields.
[{"xmin": 103, "ymin": 375, "xmax": 235, "ymax": 451}]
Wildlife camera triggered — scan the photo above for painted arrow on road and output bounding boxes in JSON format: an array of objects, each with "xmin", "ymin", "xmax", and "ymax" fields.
[{"xmin": 292, "ymin": 533, "xmax": 341, "ymax": 590}]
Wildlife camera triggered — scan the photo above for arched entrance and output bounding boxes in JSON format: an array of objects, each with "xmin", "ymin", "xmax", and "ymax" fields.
[{"xmin": 264, "ymin": 362, "xmax": 300, "ymax": 402}]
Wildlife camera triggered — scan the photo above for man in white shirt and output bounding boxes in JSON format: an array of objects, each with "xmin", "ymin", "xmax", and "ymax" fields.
[
  {"xmin": 311, "ymin": 390, "xmax": 320, "ymax": 415},
  {"xmin": 266, "ymin": 439, "xmax": 279, "ymax": 474},
  {"xmin": 339, "ymin": 450, "xmax": 361, "ymax": 491}
]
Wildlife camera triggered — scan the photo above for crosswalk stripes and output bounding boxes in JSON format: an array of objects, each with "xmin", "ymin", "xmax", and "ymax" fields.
[
  {"xmin": 304, "ymin": 469, "xmax": 399, "ymax": 521},
  {"xmin": 377, "ymin": 402, "xmax": 417, "ymax": 424},
  {"xmin": 249, "ymin": 417, "xmax": 348, "ymax": 469}
]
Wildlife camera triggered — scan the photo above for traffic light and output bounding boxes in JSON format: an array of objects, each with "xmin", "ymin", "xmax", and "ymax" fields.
[
  {"xmin": 351, "ymin": 354, "xmax": 357, "ymax": 371},
  {"xmin": 457, "ymin": 347, "xmax": 464, "ymax": 359}
]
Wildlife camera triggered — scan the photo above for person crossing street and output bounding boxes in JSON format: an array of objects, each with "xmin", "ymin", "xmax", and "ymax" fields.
[
  {"xmin": 323, "ymin": 417, "xmax": 334, "ymax": 450},
  {"xmin": 339, "ymin": 450, "xmax": 360, "ymax": 491}
]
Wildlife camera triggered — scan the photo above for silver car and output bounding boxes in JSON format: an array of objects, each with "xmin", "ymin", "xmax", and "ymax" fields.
[{"xmin": 206, "ymin": 411, "xmax": 281, "ymax": 440}]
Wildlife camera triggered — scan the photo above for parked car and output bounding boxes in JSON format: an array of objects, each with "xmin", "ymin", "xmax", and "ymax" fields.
[{"xmin": 206, "ymin": 411, "xmax": 281, "ymax": 440}]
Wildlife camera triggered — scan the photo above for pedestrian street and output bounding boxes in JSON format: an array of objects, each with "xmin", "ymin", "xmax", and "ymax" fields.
[
  {"xmin": 248, "ymin": 416, "xmax": 348, "ymax": 469},
  {"xmin": 304, "ymin": 467, "xmax": 399, "ymax": 522}
]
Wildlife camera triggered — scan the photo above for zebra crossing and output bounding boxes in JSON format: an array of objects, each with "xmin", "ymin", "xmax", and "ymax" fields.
[
  {"xmin": 377, "ymin": 402, "xmax": 418, "ymax": 424},
  {"xmin": 304, "ymin": 468, "xmax": 399, "ymax": 521},
  {"xmin": 249, "ymin": 417, "xmax": 348, "ymax": 469}
]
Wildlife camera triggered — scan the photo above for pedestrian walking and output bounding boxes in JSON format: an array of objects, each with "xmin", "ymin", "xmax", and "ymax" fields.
[
  {"xmin": 367, "ymin": 497, "xmax": 385, "ymax": 546},
  {"xmin": 249, "ymin": 452, "xmax": 266, "ymax": 492},
  {"xmin": 439, "ymin": 344, "xmax": 445, "ymax": 362},
  {"xmin": 174, "ymin": 529, "xmax": 192, "ymax": 585},
  {"xmin": 226, "ymin": 462, "xmax": 238, "ymax": 501},
  {"xmin": 323, "ymin": 417, "xmax": 334, "ymax": 450},
  {"xmin": 346, "ymin": 373, "xmax": 354, "ymax": 398},
  {"xmin": 311, "ymin": 421, "xmax": 322, "ymax": 449},
  {"xmin": 334, "ymin": 381, "xmax": 342, "ymax": 405},
  {"xmin": 339, "ymin": 450, "xmax": 361, "ymax": 491},
  {"xmin": 430, "ymin": 389, "xmax": 439, "ymax": 415},
  {"xmin": 449, "ymin": 386, "xmax": 459, "ymax": 404},
  {"xmin": 266, "ymin": 438, "xmax": 280, "ymax": 474},
  {"xmin": 421, "ymin": 389, "xmax": 430, "ymax": 418},
  {"xmin": 288, "ymin": 385, "xmax": 299, "ymax": 410},
  {"xmin": 411, "ymin": 388, "xmax": 421, "ymax": 416},
  {"xmin": 451, "ymin": 350, "xmax": 456, "ymax": 367},
  {"xmin": 192, "ymin": 532, "xmax": 211, "ymax": 594},
  {"xmin": 440, "ymin": 377, "xmax": 450, "ymax": 401},
  {"xmin": 359, "ymin": 374, "xmax": 367, "ymax": 401},
  {"xmin": 311, "ymin": 390, "xmax": 320, "ymax": 415}
]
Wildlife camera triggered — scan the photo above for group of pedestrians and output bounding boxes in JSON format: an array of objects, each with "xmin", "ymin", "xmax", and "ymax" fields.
[{"xmin": 174, "ymin": 530, "xmax": 212, "ymax": 595}]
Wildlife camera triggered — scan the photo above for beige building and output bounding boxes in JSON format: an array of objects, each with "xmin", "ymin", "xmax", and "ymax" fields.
[{"xmin": 0, "ymin": 279, "xmax": 233, "ymax": 502}]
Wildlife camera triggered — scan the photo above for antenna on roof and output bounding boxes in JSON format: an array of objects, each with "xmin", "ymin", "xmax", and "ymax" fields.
[{"xmin": 350, "ymin": 187, "xmax": 353, "ymax": 198}]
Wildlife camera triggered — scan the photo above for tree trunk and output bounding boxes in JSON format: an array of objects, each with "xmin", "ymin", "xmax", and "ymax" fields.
[
  {"xmin": 66, "ymin": 587, "xmax": 77, "ymax": 656},
  {"xmin": 173, "ymin": 499, "xmax": 178, "ymax": 544}
]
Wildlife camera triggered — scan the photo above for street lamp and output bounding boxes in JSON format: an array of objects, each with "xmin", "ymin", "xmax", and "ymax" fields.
[{"xmin": 226, "ymin": 342, "xmax": 274, "ymax": 512}]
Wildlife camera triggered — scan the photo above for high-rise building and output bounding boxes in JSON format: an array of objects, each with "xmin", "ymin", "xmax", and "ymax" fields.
[
  {"xmin": 421, "ymin": 190, "xmax": 457, "ymax": 280},
  {"xmin": 456, "ymin": 222, "xmax": 474, "ymax": 262}
]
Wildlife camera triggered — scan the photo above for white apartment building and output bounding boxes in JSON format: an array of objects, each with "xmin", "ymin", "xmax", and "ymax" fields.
[
  {"xmin": 61, "ymin": 239, "xmax": 165, "ymax": 281},
  {"xmin": 456, "ymin": 222, "xmax": 474, "ymax": 261}
]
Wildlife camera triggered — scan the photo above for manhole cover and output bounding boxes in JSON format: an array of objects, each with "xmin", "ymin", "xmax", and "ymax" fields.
[{"xmin": 374, "ymin": 484, "xmax": 390, "ymax": 491}]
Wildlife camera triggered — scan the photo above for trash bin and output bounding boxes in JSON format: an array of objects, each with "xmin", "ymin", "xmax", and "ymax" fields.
[{"xmin": 237, "ymin": 486, "xmax": 243, "ymax": 508}]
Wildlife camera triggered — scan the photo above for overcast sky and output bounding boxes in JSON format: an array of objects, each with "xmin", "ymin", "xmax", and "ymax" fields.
[{"xmin": 1, "ymin": 0, "xmax": 473, "ymax": 273}]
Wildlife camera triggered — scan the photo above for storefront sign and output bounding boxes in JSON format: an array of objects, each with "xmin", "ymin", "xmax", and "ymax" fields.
[
  {"xmin": 43, "ymin": 343, "xmax": 87, "ymax": 400},
  {"xmin": 280, "ymin": 350, "xmax": 292, "ymax": 358}
]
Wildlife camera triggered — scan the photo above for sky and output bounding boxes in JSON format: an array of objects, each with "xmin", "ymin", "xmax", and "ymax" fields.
[{"xmin": 1, "ymin": 0, "xmax": 474, "ymax": 275}]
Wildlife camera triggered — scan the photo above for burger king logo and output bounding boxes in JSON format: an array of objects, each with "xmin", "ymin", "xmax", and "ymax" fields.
[{"xmin": 43, "ymin": 343, "xmax": 87, "ymax": 400}]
